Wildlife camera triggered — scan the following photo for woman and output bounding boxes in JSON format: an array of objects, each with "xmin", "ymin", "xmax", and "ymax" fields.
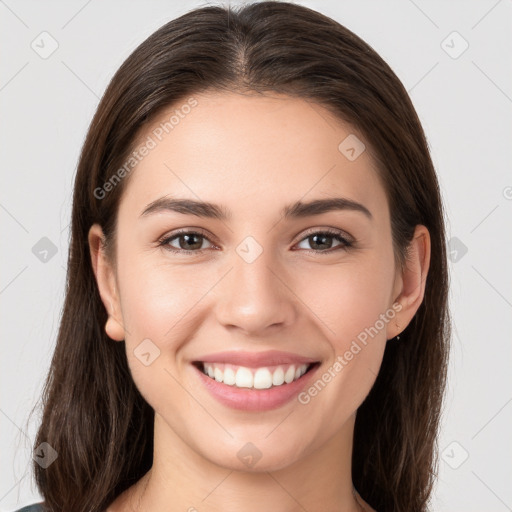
[{"xmin": 20, "ymin": 2, "xmax": 450, "ymax": 511}]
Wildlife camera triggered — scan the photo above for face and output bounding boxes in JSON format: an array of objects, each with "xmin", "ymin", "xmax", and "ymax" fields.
[{"xmin": 91, "ymin": 91, "xmax": 416, "ymax": 473}]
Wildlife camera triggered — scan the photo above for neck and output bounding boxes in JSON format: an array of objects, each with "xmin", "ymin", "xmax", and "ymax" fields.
[{"xmin": 118, "ymin": 412, "xmax": 368, "ymax": 512}]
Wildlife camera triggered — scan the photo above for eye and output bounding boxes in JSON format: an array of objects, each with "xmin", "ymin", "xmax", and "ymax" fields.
[
  {"xmin": 158, "ymin": 230, "xmax": 214, "ymax": 254},
  {"xmin": 158, "ymin": 227, "xmax": 353, "ymax": 255},
  {"xmin": 294, "ymin": 228, "xmax": 353, "ymax": 253}
]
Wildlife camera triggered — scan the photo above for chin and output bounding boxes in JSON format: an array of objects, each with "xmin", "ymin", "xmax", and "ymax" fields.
[{"xmin": 197, "ymin": 436, "xmax": 309, "ymax": 474}]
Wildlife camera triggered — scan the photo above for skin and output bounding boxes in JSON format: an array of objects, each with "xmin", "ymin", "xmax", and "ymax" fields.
[{"xmin": 89, "ymin": 91, "xmax": 430, "ymax": 512}]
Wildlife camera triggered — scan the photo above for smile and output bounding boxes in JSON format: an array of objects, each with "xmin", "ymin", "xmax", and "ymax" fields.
[{"xmin": 191, "ymin": 350, "xmax": 321, "ymax": 411}]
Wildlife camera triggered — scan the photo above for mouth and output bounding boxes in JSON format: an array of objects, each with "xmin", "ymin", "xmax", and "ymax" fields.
[
  {"xmin": 192, "ymin": 361, "xmax": 318, "ymax": 390},
  {"xmin": 190, "ymin": 351, "xmax": 321, "ymax": 411}
]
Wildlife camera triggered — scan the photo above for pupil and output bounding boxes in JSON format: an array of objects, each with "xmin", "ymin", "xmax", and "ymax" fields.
[
  {"xmin": 181, "ymin": 234, "xmax": 201, "ymax": 250},
  {"xmin": 311, "ymin": 234, "xmax": 331, "ymax": 250}
]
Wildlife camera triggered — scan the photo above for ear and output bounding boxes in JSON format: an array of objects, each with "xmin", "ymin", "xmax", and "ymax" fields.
[
  {"xmin": 387, "ymin": 225, "xmax": 431, "ymax": 340},
  {"xmin": 88, "ymin": 224, "xmax": 125, "ymax": 341}
]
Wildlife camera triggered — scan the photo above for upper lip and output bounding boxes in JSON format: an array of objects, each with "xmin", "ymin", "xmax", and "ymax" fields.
[{"xmin": 194, "ymin": 350, "xmax": 319, "ymax": 368}]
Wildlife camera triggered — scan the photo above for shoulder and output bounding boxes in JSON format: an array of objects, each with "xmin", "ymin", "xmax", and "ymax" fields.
[{"xmin": 11, "ymin": 504, "xmax": 45, "ymax": 512}]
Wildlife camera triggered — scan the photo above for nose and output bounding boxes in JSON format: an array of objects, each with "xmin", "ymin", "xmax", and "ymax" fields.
[{"xmin": 215, "ymin": 247, "xmax": 298, "ymax": 336}]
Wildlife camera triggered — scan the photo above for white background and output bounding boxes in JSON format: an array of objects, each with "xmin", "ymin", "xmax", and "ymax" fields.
[{"xmin": 1, "ymin": 1, "xmax": 511, "ymax": 510}]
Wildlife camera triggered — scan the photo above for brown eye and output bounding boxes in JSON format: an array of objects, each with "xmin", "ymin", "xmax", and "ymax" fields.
[
  {"xmin": 295, "ymin": 229, "xmax": 353, "ymax": 253},
  {"xmin": 160, "ymin": 231, "xmax": 213, "ymax": 253},
  {"xmin": 158, "ymin": 228, "xmax": 353, "ymax": 255}
]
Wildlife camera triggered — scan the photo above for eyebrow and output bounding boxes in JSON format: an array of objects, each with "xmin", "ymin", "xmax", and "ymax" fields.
[{"xmin": 140, "ymin": 196, "xmax": 372, "ymax": 221}]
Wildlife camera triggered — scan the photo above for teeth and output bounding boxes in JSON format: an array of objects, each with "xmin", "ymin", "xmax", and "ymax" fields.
[
  {"xmin": 253, "ymin": 368, "xmax": 273, "ymax": 389},
  {"xmin": 272, "ymin": 367, "xmax": 285, "ymax": 386},
  {"xmin": 235, "ymin": 367, "xmax": 253, "ymax": 388},
  {"xmin": 201, "ymin": 362, "xmax": 310, "ymax": 389},
  {"xmin": 284, "ymin": 366, "xmax": 295, "ymax": 384},
  {"xmin": 223, "ymin": 367, "xmax": 236, "ymax": 386}
]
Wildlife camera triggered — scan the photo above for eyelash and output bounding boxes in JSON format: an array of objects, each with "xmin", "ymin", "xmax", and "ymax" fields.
[{"xmin": 157, "ymin": 228, "xmax": 354, "ymax": 256}]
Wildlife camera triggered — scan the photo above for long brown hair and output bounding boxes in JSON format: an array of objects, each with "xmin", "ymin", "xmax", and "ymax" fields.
[{"xmin": 29, "ymin": 2, "xmax": 450, "ymax": 511}]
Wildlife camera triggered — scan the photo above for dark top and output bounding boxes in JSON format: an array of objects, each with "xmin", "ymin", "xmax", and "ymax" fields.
[{"xmin": 12, "ymin": 504, "xmax": 45, "ymax": 512}]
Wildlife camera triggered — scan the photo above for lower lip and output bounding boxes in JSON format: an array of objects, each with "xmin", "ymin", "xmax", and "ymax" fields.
[{"xmin": 193, "ymin": 363, "xmax": 320, "ymax": 411}]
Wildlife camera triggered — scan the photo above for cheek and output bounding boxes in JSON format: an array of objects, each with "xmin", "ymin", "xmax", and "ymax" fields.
[
  {"xmin": 118, "ymin": 253, "xmax": 203, "ymax": 338},
  {"xmin": 293, "ymin": 256, "xmax": 395, "ymax": 407},
  {"xmin": 293, "ymin": 265, "xmax": 393, "ymax": 427},
  {"xmin": 295, "ymin": 256, "xmax": 395, "ymax": 347},
  {"xmin": 117, "ymin": 259, "xmax": 200, "ymax": 415}
]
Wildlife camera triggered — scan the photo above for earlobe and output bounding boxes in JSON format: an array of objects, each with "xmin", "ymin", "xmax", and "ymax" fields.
[
  {"xmin": 104, "ymin": 315, "xmax": 125, "ymax": 341},
  {"xmin": 88, "ymin": 224, "xmax": 125, "ymax": 341},
  {"xmin": 388, "ymin": 225, "xmax": 431, "ymax": 340}
]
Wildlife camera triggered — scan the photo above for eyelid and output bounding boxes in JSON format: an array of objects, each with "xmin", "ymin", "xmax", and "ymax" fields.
[
  {"xmin": 157, "ymin": 227, "xmax": 217, "ymax": 249},
  {"xmin": 295, "ymin": 226, "xmax": 354, "ymax": 245}
]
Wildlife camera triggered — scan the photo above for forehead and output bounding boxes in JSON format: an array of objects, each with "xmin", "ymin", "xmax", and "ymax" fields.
[{"xmin": 120, "ymin": 91, "xmax": 389, "ymax": 224}]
